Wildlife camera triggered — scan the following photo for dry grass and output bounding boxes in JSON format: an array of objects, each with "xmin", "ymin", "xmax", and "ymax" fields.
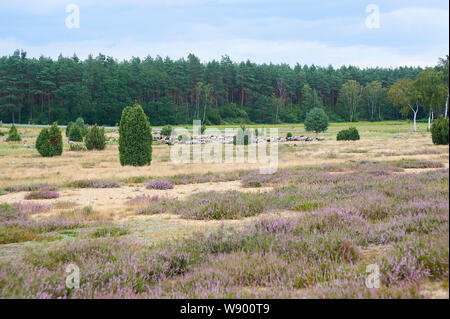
[{"xmin": 1, "ymin": 128, "xmax": 448, "ymax": 189}]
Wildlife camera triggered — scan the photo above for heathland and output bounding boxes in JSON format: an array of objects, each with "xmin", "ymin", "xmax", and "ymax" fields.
[{"xmin": 0, "ymin": 121, "xmax": 448, "ymax": 298}]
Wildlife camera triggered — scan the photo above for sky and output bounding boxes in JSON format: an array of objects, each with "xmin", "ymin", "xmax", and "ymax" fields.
[{"xmin": 0, "ymin": 0, "xmax": 448, "ymax": 67}]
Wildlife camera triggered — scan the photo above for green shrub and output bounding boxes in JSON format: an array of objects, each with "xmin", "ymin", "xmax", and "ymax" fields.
[
  {"xmin": 36, "ymin": 122, "xmax": 63, "ymax": 157},
  {"xmin": 160, "ymin": 125, "xmax": 172, "ymax": 136},
  {"xmin": 201, "ymin": 124, "xmax": 207, "ymax": 134},
  {"xmin": 119, "ymin": 104, "xmax": 152, "ymax": 166},
  {"xmin": 0, "ymin": 131, "xmax": 5, "ymax": 136},
  {"xmin": 6, "ymin": 125, "xmax": 21, "ymax": 142},
  {"xmin": 66, "ymin": 122, "xmax": 74, "ymax": 137},
  {"xmin": 75, "ymin": 117, "xmax": 88, "ymax": 136},
  {"xmin": 337, "ymin": 127, "xmax": 360, "ymax": 141},
  {"xmin": 304, "ymin": 108, "xmax": 329, "ymax": 133},
  {"xmin": 431, "ymin": 117, "xmax": 449, "ymax": 145},
  {"xmin": 85, "ymin": 125, "xmax": 106, "ymax": 150},
  {"xmin": 286, "ymin": 132, "xmax": 293, "ymax": 138},
  {"xmin": 68, "ymin": 125, "xmax": 83, "ymax": 142}
]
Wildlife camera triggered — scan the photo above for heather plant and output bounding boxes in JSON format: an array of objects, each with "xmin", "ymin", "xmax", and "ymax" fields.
[
  {"xmin": 0, "ymin": 203, "xmax": 83, "ymax": 245},
  {"xmin": 172, "ymin": 191, "xmax": 264, "ymax": 219},
  {"xmin": 85, "ymin": 125, "xmax": 106, "ymax": 150},
  {"xmin": 35, "ymin": 122, "xmax": 63, "ymax": 157},
  {"xmin": 12, "ymin": 202, "xmax": 51, "ymax": 214},
  {"xmin": 6, "ymin": 125, "xmax": 21, "ymax": 142},
  {"xmin": 3, "ymin": 183, "xmax": 52, "ymax": 193},
  {"xmin": 145, "ymin": 179, "xmax": 174, "ymax": 190},
  {"xmin": 69, "ymin": 179, "xmax": 120, "ymax": 188},
  {"xmin": 0, "ymin": 162, "xmax": 447, "ymax": 298},
  {"xmin": 431, "ymin": 117, "xmax": 449, "ymax": 145},
  {"xmin": 119, "ymin": 104, "xmax": 152, "ymax": 166},
  {"xmin": 25, "ymin": 190, "xmax": 60, "ymax": 200}
]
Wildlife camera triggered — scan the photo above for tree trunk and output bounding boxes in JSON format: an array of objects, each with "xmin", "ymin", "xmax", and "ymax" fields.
[
  {"xmin": 413, "ymin": 110, "xmax": 417, "ymax": 132},
  {"xmin": 445, "ymin": 93, "xmax": 448, "ymax": 118}
]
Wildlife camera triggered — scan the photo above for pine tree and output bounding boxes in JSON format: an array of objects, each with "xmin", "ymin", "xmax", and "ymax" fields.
[
  {"xmin": 6, "ymin": 125, "xmax": 21, "ymax": 142},
  {"xmin": 85, "ymin": 125, "xmax": 106, "ymax": 150}
]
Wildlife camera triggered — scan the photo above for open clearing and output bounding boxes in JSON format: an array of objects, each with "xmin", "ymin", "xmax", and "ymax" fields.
[{"xmin": 0, "ymin": 122, "xmax": 448, "ymax": 299}]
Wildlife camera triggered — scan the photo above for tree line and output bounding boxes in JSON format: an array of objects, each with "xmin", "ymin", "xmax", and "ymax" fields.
[{"xmin": 0, "ymin": 50, "xmax": 447, "ymax": 126}]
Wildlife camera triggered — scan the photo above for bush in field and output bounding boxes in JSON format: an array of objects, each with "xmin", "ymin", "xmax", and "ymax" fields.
[
  {"xmin": 36, "ymin": 122, "xmax": 63, "ymax": 157},
  {"xmin": 119, "ymin": 104, "xmax": 152, "ymax": 166},
  {"xmin": 68, "ymin": 125, "xmax": 83, "ymax": 141},
  {"xmin": 286, "ymin": 132, "xmax": 293, "ymax": 138},
  {"xmin": 304, "ymin": 108, "xmax": 329, "ymax": 133},
  {"xmin": 6, "ymin": 125, "xmax": 21, "ymax": 142},
  {"xmin": 75, "ymin": 117, "xmax": 89, "ymax": 136},
  {"xmin": 85, "ymin": 125, "xmax": 106, "ymax": 150},
  {"xmin": 337, "ymin": 127, "xmax": 360, "ymax": 141},
  {"xmin": 160, "ymin": 125, "xmax": 172, "ymax": 136},
  {"xmin": 69, "ymin": 143, "xmax": 87, "ymax": 151},
  {"xmin": 65, "ymin": 121, "xmax": 74, "ymax": 137},
  {"xmin": 431, "ymin": 117, "xmax": 449, "ymax": 145}
]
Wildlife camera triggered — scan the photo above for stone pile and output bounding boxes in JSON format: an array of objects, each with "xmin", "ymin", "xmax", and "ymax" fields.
[{"xmin": 153, "ymin": 134, "xmax": 324, "ymax": 145}]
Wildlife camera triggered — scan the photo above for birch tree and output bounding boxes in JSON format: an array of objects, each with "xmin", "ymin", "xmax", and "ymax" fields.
[{"xmin": 388, "ymin": 79, "xmax": 420, "ymax": 132}]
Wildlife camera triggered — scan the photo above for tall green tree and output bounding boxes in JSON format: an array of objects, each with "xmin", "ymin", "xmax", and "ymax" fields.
[
  {"xmin": 388, "ymin": 79, "xmax": 420, "ymax": 131},
  {"xmin": 339, "ymin": 80, "xmax": 362, "ymax": 122}
]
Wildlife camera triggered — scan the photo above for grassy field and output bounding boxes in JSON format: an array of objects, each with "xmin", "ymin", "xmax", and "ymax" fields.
[{"xmin": 0, "ymin": 121, "xmax": 448, "ymax": 298}]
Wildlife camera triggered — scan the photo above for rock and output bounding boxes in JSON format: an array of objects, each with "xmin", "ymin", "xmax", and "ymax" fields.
[{"xmin": 316, "ymin": 137, "xmax": 325, "ymax": 141}]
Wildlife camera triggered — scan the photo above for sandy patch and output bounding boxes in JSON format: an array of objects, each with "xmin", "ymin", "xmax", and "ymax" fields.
[{"xmin": 0, "ymin": 180, "xmax": 273, "ymax": 219}]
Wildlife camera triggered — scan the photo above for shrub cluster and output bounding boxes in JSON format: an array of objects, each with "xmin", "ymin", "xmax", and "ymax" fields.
[
  {"xmin": 119, "ymin": 104, "xmax": 153, "ymax": 166},
  {"xmin": 66, "ymin": 117, "xmax": 88, "ymax": 138},
  {"xmin": 6, "ymin": 125, "xmax": 21, "ymax": 142},
  {"xmin": 337, "ymin": 127, "xmax": 360, "ymax": 141},
  {"xmin": 160, "ymin": 125, "xmax": 172, "ymax": 136},
  {"xmin": 68, "ymin": 125, "xmax": 83, "ymax": 141},
  {"xmin": 85, "ymin": 125, "xmax": 106, "ymax": 150},
  {"xmin": 431, "ymin": 117, "xmax": 449, "ymax": 145},
  {"xmin": 35, "ymin": 122, "xmax": 63, "ymax": 157}
]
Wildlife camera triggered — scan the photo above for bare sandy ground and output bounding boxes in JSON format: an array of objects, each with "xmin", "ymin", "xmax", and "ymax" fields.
[{"xmin": 0, "ymin": 180, "xmax": 273, "ymax": 219}]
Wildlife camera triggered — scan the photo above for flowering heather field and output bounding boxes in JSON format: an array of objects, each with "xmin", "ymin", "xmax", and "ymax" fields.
[{"xmin": 0, "ymin": 162, "xmax": 448, "ymax": 298}]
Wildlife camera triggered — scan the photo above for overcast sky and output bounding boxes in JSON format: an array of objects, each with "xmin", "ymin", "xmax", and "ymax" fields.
[{"xmin": 0, "ymin": 0, "xmax": 448, "ymax": 67}]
